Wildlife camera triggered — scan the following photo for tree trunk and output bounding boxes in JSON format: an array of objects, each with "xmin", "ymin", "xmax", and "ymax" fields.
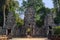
[
  {"xmin": 3, "ymin": 0, "xmax": 10, "ymax": 28},
  {"xmin": 3, "ymin": 5, "xmax": 6, "ymax": 28}
]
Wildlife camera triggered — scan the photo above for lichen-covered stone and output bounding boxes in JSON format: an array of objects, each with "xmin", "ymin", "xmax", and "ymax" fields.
[{"xmin": 24, "ymin": 6, "xmax": 36, "ymax": 36}]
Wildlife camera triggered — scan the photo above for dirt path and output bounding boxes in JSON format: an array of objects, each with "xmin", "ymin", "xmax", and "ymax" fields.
[{"xmin": 9, "ymin": 38, "xmax": 48, "ymax": 40}]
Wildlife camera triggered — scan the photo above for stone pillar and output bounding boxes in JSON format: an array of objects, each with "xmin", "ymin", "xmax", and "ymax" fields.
[
  {"xmin": 6, "ymin": 29, "xmax": 8, "ymax": 35},
  {"xmin": 11, "ymin": 29, "xmax": 14, "ymax": 37}
]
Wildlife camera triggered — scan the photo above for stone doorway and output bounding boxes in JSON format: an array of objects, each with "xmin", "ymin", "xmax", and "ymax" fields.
[
  {"xmin": 49, "ymin": 26, "xmax": 52, "ymax": 29},
  {"xmin": 7, "ymin": 29, "xmax": 11, "ymax": 35},
  {"xmin": 26, "ymin": 27, "xmax": 32, "ymax": 37},
  {"xmin": 48, "ymin": 26, "xmax": 52, "ymax": 37},
  {"xmin": 49, "ymin": 26, "xmax": 52, "ymax": 34}
]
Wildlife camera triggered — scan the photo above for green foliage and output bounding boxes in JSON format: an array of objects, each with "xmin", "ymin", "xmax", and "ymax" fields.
[
  {"xmin": 8, "ymin": 0, "xmax": 24, "ymax": 27},
  {"xmin": 54, "ymin": 9, "xmax": 60, "ymax": 24},
  {"xmin": 22, "ymin": 0, "xmax": 44, "ymax": 9},
  {"xmin": 53, "ymin": 0, "xmax": 60, "ymax": 24},
  {"xmin": 0, "ymin": 0, "xmax": 22, "ymax": 27},
  {"xmin": 9, "ymin": 0, "xmax": 19, "ymax": 12},
  {"xmin": 15, "ymin": 13, "xmax": 24, "ymax": 27},
  {"xmin": 54, "ymin": 17, "xmax": 60, "ymax": 24},
  {"xmin": 36, "ymin": 8, "xmax": 50, "ymax": 27},
  {"xmin": 26, "ymin": 28, "xmax": 31, "ymax": 33},
  {"xmin": 54, "ymin": 26, "xmax": 60, "ymax": 35}
]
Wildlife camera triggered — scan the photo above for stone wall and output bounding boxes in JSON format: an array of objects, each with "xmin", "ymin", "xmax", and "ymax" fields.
[{"xmin": 0, "ymin": 27, "xmax": 6, "ymax": 35}]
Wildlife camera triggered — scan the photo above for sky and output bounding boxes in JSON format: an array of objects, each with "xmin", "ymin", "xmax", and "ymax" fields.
[
  {"xmin": 43, "ymin": 0, "xmax": 54, "ymax": 8},
  {"xmin": 18, "ymin": 0, "xmax": 54, "ymax": 8},
  {"xmin": 17, "ymin": 0, "xmax": 54, "ymax": 19}
]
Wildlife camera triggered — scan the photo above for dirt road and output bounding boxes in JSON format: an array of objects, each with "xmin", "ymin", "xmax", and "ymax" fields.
[{"xmin": 9, "ymin": 38, "xmax": 48, "ymax": 40}]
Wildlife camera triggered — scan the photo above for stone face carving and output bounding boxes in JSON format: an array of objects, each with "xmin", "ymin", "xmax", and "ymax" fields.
[
  {"xmin": 24, "ymin": 6, "xmax": 36, "ymax": 36},
  {"xmin": 6, "ymin": 12, "xmax": 16, "ymax": 29}
]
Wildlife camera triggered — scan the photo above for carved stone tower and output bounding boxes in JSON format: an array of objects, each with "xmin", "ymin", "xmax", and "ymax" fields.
[
  {"xmin": 5, "ymin": 12, "xmax": 16, "ymax": 36},
  {"xmin": 43, "ymin": 11, "xmax": 55, "ymax": 37},
  {"xmin": 24, "ymin": 6, "xmax": 36, "ymax": 36}
]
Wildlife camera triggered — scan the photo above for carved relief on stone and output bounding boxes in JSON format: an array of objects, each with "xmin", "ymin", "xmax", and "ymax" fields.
[{"xmin": 24, "ymin": 6, "xmax": 36, "ymax": 36}]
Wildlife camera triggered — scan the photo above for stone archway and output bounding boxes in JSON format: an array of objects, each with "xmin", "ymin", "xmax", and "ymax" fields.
[
  {"xmin": 6, "ymin": 28, "xmax": 12, "ymax": 36},
  {"xmin": 7, "ymin": 29, "xmax": 11, "ymax": 35},
  {"xmin": 48, "ymin": 26, "xmax": 52, "ymax": 37},
  {"xmin": 49, "ymin": 26, "xmax": 52, "ymax": 34}
]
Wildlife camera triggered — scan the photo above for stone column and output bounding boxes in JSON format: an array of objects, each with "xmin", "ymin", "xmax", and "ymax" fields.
[{"xmin": 6, "ymin": 29, "xmax": 8, "ymax": 35}]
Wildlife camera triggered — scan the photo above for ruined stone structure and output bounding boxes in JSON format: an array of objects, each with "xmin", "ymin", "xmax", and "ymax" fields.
[
  {"xmin": 0, "ymin": 7, "xmax": 56, "ymax": 38},
  {"xmin": 24, "ymin": 6, "xmax": 36, "ymax": 36},
  {"xmin": 0, "ymin": 10, "xmax": 56, "ymax": 38},
  {"xmin": 23, "ymin": 6, "xmax": 56, "ymax": 37},
  {"xmin": 0, "ymin": 12, "xmax": 17, "ymax": 37},
  {"xmin": 5, "ymin": 12, "xmax": 16, "ymax": 36},
  {"xmin": 34, "ymin": 11, "xmax": 56, "ymax": 37},
  {"xmin": 43, "ymin": 12, "xmax": 56, "ymax": 37}
]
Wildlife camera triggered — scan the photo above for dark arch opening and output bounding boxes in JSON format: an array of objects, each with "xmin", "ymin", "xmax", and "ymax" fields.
[
  {"xmin": 49, "ymin": 31, "xmax": 52, "ymax": 34},
  {"xmin": 49, "ymin": 26, "xmax": 52, "ymax": 29},
  {"xmin": 29, "ymin": 23, "xmax": 30, "ymax": 25},
  {"xmin": 8, "ymin": 29, "xmax": 11, "ymax": 35},
  {"xmin": 48, "ymin": 26, "xmax": 52, "ymax": 35}
]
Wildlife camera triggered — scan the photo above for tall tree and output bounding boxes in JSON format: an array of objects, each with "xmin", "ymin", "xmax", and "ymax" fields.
[
  {"xmin": 53, "ymin": 0, "xmax": 60, "ymax": 24},
  {"xmin": 2, "ymin": 0, "xmax": 9, "ymax": 27},
  {"xmin": 0, "ymin": 0, "xmax": 20, "ymax": 27}
]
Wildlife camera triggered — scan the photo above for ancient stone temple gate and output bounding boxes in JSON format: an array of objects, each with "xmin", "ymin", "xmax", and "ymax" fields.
[
  {"xmin": 0, "ymin": 7, "xmax": 56, "ymax": 37},
  {"xmin": 24, "ymin": 6, "xmax": 36, "ymax": 36}
]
